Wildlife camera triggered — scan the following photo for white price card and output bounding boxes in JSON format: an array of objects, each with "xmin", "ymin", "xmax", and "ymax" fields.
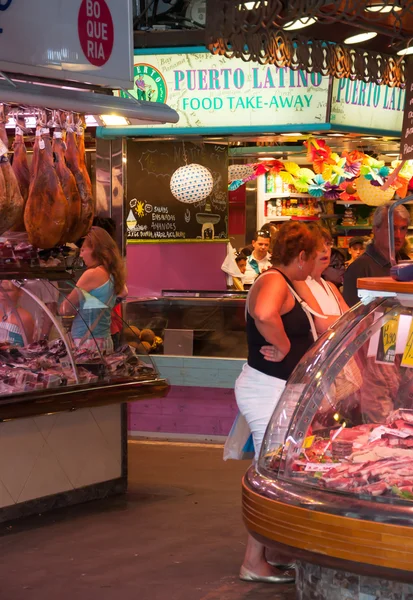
[{"xmin": 304, "ymin": 463, "xmax": 336, "ymax": 472}]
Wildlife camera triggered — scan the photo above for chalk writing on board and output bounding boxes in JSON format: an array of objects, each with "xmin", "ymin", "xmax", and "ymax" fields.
[{"xmin": 126, "ymin": 141, "xmax": 228, "ymax": 242}]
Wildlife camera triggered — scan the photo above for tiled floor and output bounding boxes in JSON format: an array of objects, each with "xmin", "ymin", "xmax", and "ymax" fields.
[{"xmin": 0, "ymin": 441, "xmax": 295, "ymax": 600}]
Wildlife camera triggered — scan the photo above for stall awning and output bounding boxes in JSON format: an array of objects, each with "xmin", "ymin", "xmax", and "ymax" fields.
[{"xmin": 0, "ymin": 78, "xmax": 179, "ymax": 125}]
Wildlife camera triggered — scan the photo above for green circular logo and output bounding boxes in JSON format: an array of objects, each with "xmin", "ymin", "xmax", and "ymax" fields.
[{"xmin": 121, "ymin": 63, "xmax": 167, "ymax": 103}]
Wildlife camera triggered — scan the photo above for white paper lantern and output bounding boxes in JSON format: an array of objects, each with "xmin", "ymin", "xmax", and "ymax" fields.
[
  {"xmin": 228, "ymin": 164, "xmax": 254, "ymax": 183},
  {"xmin": 170, "ymin": 163, "xmax": 214, "ymax": 204}
]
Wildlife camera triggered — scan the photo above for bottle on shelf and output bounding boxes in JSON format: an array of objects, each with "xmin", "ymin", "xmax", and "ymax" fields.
[{"xmin": 266, "ymin": 172, "xmax": 274, "ymax": 193}]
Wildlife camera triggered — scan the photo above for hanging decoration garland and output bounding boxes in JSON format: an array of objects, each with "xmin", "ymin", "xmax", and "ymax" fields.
[
  {"xmin": 170, "ymin": 142, "xmax": 214, "ymax": 204},
  {"xmin": 227, "ymin": 138, "xmax": 413, "ymax": 208}
]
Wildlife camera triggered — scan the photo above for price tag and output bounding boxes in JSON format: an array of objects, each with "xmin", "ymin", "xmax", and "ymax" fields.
[
  {"xmin": 39, "ymin": 140, "xmax": 45, "ymax": 150},
  {"xmin": 304, "ymin": 463, "xmax": 336, "ymax": 472},
  {"xmin": 402, "ymin": 318, "xmax": 413, "ymax": 368},
  {"xmin": 369, "ymin": 425, "xmax": 410, "ymax": 443},
  {"xmin": 376, "ymin": 311, "xmax": 399, "ymax": 364},
  {"xmin": 303, "ymin": 435, "xmax": 315, "ymax": 449}
]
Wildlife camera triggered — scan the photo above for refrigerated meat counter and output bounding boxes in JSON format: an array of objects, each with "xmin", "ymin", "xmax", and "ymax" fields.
[{"xmin": 243, "ymin": 277, "xmax": 413, "ymax": 599}]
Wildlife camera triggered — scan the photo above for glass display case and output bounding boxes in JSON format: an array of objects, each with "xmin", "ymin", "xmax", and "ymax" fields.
[
  {"xmin": 242, "ymin": 278, "xmax": 413, "ymax": 591},
  {"xmin": 258, "ymin": 280, "xmax": 413, "ymax": 505},
  {"xmin": 124, "ymin": 290, "xmax": 248, "ymax": 358},
  {"xmin": 0, "ymin": 269, "xmax": 168, "ymax": 419}
]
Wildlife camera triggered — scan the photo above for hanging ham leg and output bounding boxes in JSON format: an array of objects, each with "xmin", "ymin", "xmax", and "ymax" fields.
[
  {"xmin": 24, "ymin": 128, "xmax": 69, "ymax": 248},
  {"xmin": 0, "ymin": 107, "xmax": 24, "ymax": 234},
  {"xmin": 11, "ymin": 116, "xmax": 30, "ymax": 231},
  {"xmin": 53, "ymin": 130, "xmax": 82, "ymax": 243},
  {"xmin": 65, "ymin": 114, "xmax": 94, "ymax": 239}
]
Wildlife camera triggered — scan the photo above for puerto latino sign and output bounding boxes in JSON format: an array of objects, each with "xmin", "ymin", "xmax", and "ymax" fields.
[
  {"xmin": 121, "ymin": 63, "xmax": 168, "ymax": 103},
  {"xmin": 331, "ymin": 77, "xmax": 405, "ymax": 133},
  {"xmin": 123, "ymin": 48, "xmax": 330, "ymax": 131}
]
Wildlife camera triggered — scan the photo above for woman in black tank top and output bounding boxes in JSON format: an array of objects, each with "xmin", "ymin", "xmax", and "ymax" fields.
[{"xmin": 236, "ymin": 222, "xmax": 322, "ymax": 584}]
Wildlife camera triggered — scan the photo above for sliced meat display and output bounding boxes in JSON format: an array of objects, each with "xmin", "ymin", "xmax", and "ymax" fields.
[
  {"xmin": 24, "ymin": 129, "xmax": 69, "ymax": 248},
  {"xmin": 0, "ymin": 111, "xmax": 24, "ymax": 235},
  {"xmin": 11, "ymin": 117, "xmax": 30, "ymax": 231},
  {"xmin": 52, "ymin": 131, "xmax": 82, "ymax": 243},
  {"xmin": 65, "ymin": 116, "xmax": 94, "ymax": 238},
  {"xmin": 296, "ymin": 408, "xmax": 413, "ymax": 501}
]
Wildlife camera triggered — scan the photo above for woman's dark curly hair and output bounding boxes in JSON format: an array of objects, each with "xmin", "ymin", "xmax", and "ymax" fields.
[{"xmin": 271, "ymin": 221, "xmax": 321, "ymax": 267}]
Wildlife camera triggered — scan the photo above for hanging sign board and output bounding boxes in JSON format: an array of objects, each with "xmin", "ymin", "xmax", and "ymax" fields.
[
  {"xmin": 126, "ymin": 141, "xmax": 228, "ymax": 243},
  {"xmin": 401, "ymin": 60, "xmax": 413, "ymax": 160},
  {"xmin": 330, "ymin": 78, "xmax": 405, "ymax": 133},
  {"xmin": 119, "ymin": 50, "xmax": 330, "ymax": 130},
  {"xmin": 0, "ymin": 0, "xmax": 133, "ymax": 89}
]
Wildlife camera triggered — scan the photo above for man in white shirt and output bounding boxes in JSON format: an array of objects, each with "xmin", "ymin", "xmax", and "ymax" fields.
[{"xmin": 243, "ymin": 230, "xmax": 272, "ymax": 285}]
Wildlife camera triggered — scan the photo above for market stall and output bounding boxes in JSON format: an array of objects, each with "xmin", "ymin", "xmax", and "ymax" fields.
[
  {"xmin": 0, "ymin": 0, "xmax": 179, "ymax": 521},
  {"xmin": 242, "ymin": 274, "xmax": 413, "ymax": 598}
]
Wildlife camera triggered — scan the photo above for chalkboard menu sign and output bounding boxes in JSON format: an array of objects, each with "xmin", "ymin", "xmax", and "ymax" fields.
[{"xmin": 126, "ymin": 141, "xmax": 228, "ymax": 243}]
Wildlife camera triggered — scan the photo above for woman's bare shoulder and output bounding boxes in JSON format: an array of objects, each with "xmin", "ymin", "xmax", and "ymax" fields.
[{"xmin": 77, "ymin": 267, "xmax": 109, "ymax": 291}]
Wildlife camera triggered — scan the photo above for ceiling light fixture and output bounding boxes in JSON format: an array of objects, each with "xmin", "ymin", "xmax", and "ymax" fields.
[
  {"xmin": 241, "ymin": 1, "xmax": 268, "ymax": 10},
  {"xmin": 283, "ymin": 17, "xmax": 317, "ymax": 31},
  {"xmin": 100, "ymin": 115, "xmax": 130, "ymax": 126},
  {"xmin": 328, "ymin": 133, "xmax": 345, "ymax": 137},
  {"xmin": 361, "ymin": 136, "xmax": 379, "ymax": 140},
  {"xmin": 397, "ymin": 46, "xmax": 413, "ymax": 56},
  {"xmin": 280, "ymin": 132, "xmax": 303, "ymax": 137},
  {"xmin": 258, "ymin": 156, "xmax": 276, "ymax": 161},
  {"xmin": 344, "ymin": 32, "xmax": 377, "ymax": 44},
  {"xmin": 365, "ymin": 3, "xmax": 402, "ymax": 13},
  {"xmin": 386, "ymin": 152, "xmax": 400, "ymax": 157}
]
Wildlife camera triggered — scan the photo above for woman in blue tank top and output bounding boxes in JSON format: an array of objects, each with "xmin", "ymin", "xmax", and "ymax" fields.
[
  {"xmin": 60, "ymin": 227, "xmax": 127, "ymax": 353},
  {"xmin": 236, "ymin": 222, "xmax": 322, "ymax": 584}
]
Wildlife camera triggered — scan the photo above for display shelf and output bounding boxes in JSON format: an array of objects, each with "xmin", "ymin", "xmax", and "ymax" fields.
[
  {"xmin": 264, "ymin": 216, "xmax": 291, "ymax": 222},
  {"xmin": 265, "ymin": 215, "xmax": 321, "ymax": 223},
  {"xmin": 335, "ymin": 225, "xmax": 372, "ymax": 231},
  {"xmin": 335, "ymin": 200, "xmax": 365, "ymax": 206},
  {"xmin": 264, "ymin": 192, "xmax": 290, "ymax": 199},
  {"xmin": 264, "ymin": 192, "xmax": 314, "ymax": 200}
]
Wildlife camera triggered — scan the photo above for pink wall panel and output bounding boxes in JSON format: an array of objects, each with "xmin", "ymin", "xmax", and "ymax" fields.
[
  {"xmin": 126, "ymin": 242, "xmax": 228, "ymax": 297},
  {"xmin": 128, "ymin": 386, "xmax": 237, "ymax": 436}
]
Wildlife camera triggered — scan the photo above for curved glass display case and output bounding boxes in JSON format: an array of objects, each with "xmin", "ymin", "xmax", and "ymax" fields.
[
  {"xmin": 0, "ymin": 269, "xmax": 168, "ymax": 419},
  {"xmin": 243, "ymin": 278, "xmax": 413, "ymax": 587},
  {"xmin": 259, "ymin": 282, "xmax": 413, "ymax": 504}
]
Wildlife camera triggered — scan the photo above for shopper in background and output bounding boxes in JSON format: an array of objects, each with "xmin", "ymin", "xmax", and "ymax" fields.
[
  {"xmin": 0, "ymin": 281, "xmax": 34, "ymax": 346},
  {"xmin": 345, "ymin": 236, "xmax": 366, "ymax": 268},
  {"xmin": 235, "ymin": 221, "xmax": 321, "ymax": 584},
  {"xmin": 323, "ymin": 247, "xmax": 346, "ymax": 291},
  {"xmin": 293, "ymin": 226, "xmax": 348, "ymax": 333},
  {"xmin": 60, "ymin": 227, "xmax": 127, "ymax": 352},
  {"xmin": 232, "ymin": 253, "xmax": 248, "ymax": 291},
  {"xmin": 343, "ymin": 203, "xmax": 410, "ymax": 306},
  {"xmin": 243, "ymin": 230, "xmax": 272, "ymax": 286}
]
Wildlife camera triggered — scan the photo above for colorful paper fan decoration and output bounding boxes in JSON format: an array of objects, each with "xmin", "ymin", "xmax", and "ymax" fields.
[
  {"xmin": 293, "ymin": 167, "xmax": 316, "ymax": 193},
  {"xmin": 356, "ymin": 176, "xmax": 395, "ymax": 206},
  {"xmin": 322, "ymin": 156, "xmax": 348, "ymax": 186},
  {"xmin": 323, "ymin": 182, "xmax": 343, "ymax": 200},
  {"xmin": 228, "ymin": 164, "xmax": 255, "ymax": 184},
  {"xmin": 278, "ymin": 170, "xmax": 295, "ymax": 185},
  {"xmin": 305, "ymin": 138, "xmax": 333, "ymax": 174},
  {"xmin": 308, "ymin": 174, "xmax": 327, "ymax": 197},
  {"xmin": 170, "ymin": 164, "xmax": 214, "ymax": 204},
  {"xmin": 279, "ymin": 161, "xmax": 301, "ymax": 186}
]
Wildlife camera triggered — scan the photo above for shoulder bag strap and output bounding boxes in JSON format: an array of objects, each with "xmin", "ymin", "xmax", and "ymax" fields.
[{"xmin": 320, "ymin": 278, "xmax": 343, "ymax": 316}]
